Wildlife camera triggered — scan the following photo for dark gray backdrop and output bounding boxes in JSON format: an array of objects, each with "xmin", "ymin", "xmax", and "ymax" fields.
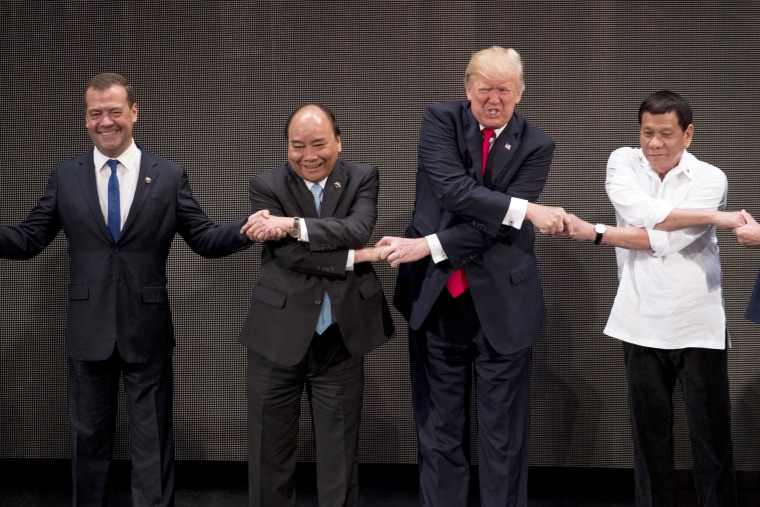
[{"xmin": 2, "ymin": 1, "xmax": 759, "ymax": 470}]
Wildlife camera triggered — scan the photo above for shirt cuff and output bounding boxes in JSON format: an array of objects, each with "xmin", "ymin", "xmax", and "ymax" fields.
[
  {"xmin": 504, "ymin": 197, "xmax": 527, "ymax": 229},
  {"xmin": 647, "ymin": 229, "xmax": 670, "ymax": 257},
  {"xmin": 299, "ymin": 219, "xmax": 309, "ymax": 242},
  {"xmin": 346, "ymin": 249, "xmax": 355, "ymax": 271},
  {"xmin": 644, "ymin": 201, "xmax": 676, "ymax": 229},
  {"xmin": 426, "ymin": 234, "xmax": 447, "ymax": 264}
]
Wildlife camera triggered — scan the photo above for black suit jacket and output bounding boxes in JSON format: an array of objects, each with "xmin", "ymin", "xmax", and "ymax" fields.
[
  {"xmin": 0, "ymin": 147, "xmax": 250, "ymax": 362},
  {"xmin": 395, "ymin": 100, "xmax": 555, "ymax": 354},
  {"xmin": 238, "ymin": 160, "xmax": 394, "ymax": 366}
]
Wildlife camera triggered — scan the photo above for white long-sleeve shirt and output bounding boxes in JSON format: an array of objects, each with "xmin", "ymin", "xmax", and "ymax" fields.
[{"xmin": 603, "ymin": 147, "xmax": 728, "ymax": 350}]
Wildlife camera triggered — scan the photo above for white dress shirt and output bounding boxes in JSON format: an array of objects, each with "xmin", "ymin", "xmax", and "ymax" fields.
[
  {"xmin": 94, "ymin": 141, "xmax": 141, "ymax": 232},
  {"xmin": 603, "ymin": 147, "xmax": 728, "ymax": 350}
]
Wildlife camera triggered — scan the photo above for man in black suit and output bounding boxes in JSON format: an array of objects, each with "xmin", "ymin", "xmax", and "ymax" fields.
[
  {"xmin": 0, "ymin": 73, "xmax": 264, "ymax": 506},
  {"xmin": 377, "ymin": 46, "xmax": 570, "ymax": 506},
  {"xmin": 239, "ymin": 103, "xmax": 394, "ymax": 507}
]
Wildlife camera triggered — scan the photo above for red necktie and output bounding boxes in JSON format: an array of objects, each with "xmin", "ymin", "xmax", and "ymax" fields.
[{"xmin": 446, "ymin": 128, "xmax": 496, "ymax": 297}]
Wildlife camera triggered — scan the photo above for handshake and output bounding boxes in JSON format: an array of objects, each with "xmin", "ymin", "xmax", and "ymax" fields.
[
  {"xmin": 240, "ymin": 203, "xmax": 760, "ymax": 269},
  {"xmin": 371, "ymin": 203, "xmax": 760, "ymax": 268},
  {"xmin": 548, "ymin": 207, "xmax": 759, "ymax": 247}
]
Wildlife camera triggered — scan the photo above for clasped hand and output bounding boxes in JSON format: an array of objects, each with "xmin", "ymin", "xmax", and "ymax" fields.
[
  {"xmin": 240, "ymin": 210, "xmax": 288, "ymax": 242},
  {"xmin": 734, "ymin": 210, "xmax": 760, "ymax": 248}
]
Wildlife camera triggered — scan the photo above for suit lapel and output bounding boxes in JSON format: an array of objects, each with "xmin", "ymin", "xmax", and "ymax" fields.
[
  {"xmin": 464, "ymin": 112, "xmax": 486, "ymax": 185},
  {"xmin": 486, "ymin": 114, "xmax": 521, "ymax": 189},
  {"xmin": 286, "ymin": 163, "xmax": 320, "ymax": 218},
  {"xmin": 321, "ymin": 160, "xmax": 346, "ymax": 218},
  {"xmin": 75, "ymin": 150, "xmax": 114, "ymax": 241},
  {"xmin": 120, "ymin": 149, "xmax": 159, "ymax": 239}
]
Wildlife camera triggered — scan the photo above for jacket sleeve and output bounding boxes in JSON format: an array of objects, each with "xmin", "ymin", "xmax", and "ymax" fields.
[
  {"xmin": 249, "ymin": 167, "xmax": 378, "ymax": 278},
  {"xmin": 417, "ymin": 105, "xmax": 515, "ymax": 229},
  {"xmin": 435, "ymin": 131, "xmax": 554, "ymax": 266},
  {"xmin": 303, "ymin": 166, "xmax": 378, "ymax": 250},
  {"xmin": 175, "ymin": 167, "xmax": 251, "ymax": 258},
  {"xmin": 0, "ymin": 169, "xmax": 62, "ymax": 259}
]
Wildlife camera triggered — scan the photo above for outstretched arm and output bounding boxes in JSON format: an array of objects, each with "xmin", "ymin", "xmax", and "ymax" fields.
[{"xmin": 557, "ymin": 209, "xmax": 745, "ymax": 251}]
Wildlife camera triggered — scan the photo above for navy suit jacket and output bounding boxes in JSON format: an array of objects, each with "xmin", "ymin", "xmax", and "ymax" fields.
[
  {"xmin": 746, "ymin": 271, "xmax": 760, "ymax": 324},
  {"xmin": 238, "ymin": 160, "xmax": 394, "ymax": 366},
  {"xmin": 0, "ymin": 147, "xmax": 250, "ymax": 363},
  {"xmin": 395, "ymin": 100, "xmax": 555, "ymax": 354}
]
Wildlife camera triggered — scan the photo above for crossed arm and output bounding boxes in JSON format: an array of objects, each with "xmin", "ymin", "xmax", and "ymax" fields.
[
  {"xmin": 240, "ymin": 169, "xmax": 386, "ymax": 265},
  {"xmin": 562, "ymin": 209, "xmax": 746, "ymax": 250}
]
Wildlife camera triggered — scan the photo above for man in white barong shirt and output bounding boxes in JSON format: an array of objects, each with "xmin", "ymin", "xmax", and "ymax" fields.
[{"xmin": 559, "ymin": 90, "xmax": 743, "ymax": 507}]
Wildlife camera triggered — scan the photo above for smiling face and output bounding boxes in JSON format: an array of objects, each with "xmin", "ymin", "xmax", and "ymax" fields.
[
  {"xmin": 287, "ymin": 106, "xmax": 342, "ymax": 183},
  {"xmin": 465, "ymin": 73, "xmax": 523, "ymax": 130},
  {"xmin": 85, "ymin": 84, "xmax": 138, "ymax": 158},
  {"xmin": 640, "ymin": 110, "xmax": 693, "ymax": 177}
]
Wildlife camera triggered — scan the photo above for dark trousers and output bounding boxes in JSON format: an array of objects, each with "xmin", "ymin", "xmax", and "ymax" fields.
[
  {"xmin": 623, "ymin": 341, "xmax": 737, "ymax": 507},
  {"xmin": 68, "ymin": 351, "xmax": 175, "ymax": 507},
  {"xmin": 410, "ymin": 290, "xmax": 532, "ymax": 507},
  {"xmin": 247, "ymin": 325, "xmax": 363, "ymax": 507}
]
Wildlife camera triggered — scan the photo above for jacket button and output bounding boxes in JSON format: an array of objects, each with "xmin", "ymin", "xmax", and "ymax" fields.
[{"xmin": 314, "ymin": 299, "xmax": 322, "ymax": 305}]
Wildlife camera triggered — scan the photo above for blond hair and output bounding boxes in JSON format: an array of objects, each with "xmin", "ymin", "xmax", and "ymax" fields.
[{"xmin": 464, "ymin": 46, "xmax": 525, "ymax": 93}]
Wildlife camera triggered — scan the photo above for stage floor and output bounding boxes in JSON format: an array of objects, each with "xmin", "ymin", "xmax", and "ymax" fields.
[{"xmin": 1, "ymin": 460, "xmax": 757, "ymax": 506}]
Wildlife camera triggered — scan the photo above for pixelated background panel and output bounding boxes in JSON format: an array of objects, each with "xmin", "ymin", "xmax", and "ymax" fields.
[{"xmin": 1, "ymin": 1, "xmax": 760, "ymax": 469}]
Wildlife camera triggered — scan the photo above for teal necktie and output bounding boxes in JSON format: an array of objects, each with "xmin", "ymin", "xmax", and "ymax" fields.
[{"xmin": 310, "ymin": 184, "xmax": 332, "ymax": 334}]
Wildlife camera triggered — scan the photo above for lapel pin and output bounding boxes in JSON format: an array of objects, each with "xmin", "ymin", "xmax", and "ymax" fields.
[
  {"xmin": 334, "ymin": 181, "xmax": 341, "ymax": 189},
  {"xmin": 145, "ymin": 177, "xmax": 152, "ymax": 184},
  {"xmin": 504, "ymin": 142, "xmax": 512, "ymax": 151}
]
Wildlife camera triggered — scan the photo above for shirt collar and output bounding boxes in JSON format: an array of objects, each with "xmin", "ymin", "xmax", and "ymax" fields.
[
  {"xmin": 639, "ymin": 148, "xmax": 695, "ymax": 181},
  {"xmin": 305, "ymin": 177, "xmax": 328, "ymax": 190},
  {"xmin": 480, "ymin": 124, "xmax": 507, "ymax": 138},
  {"xmin": 93, "ymin": 140, "xmax": 139, "ymax": 172}
]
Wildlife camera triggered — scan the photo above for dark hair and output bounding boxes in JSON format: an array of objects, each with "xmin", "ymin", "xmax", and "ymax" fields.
[
  {"xmin": 284, "ymin": 103, "xmax": 341, "ymax": 139},
  {"xmin": 638, "ymin": 90, "xmax": 692, "ymax": 131},
  {"xmin": 84, "ymin": 73, "xmax": 136, "ymax": 109}
]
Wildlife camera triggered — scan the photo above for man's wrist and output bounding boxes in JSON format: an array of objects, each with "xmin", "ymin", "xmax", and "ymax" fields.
[
  {"xmin": 287, "ymin": 217, "xmax": 301, "ymax": 238},
  {"xmin": 594, "ymin": 223, "xmax": 607, "ymax": 245}
]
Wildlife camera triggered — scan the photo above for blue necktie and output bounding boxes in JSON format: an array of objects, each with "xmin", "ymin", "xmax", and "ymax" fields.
[
  {"xmin": 310, "ymin": 184, "xmax": 332, "ymax": 334},
  {"xmin": 106, "ymin": 159, "xmax": 121, "ymax": 241}
]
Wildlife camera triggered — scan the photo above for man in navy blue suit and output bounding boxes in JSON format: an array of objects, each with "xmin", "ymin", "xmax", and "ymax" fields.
[
  {"xmin": 378, "ymin": 46, "xmax": 571, "ymax": 506},
  {"xmin": 0, "ymin": 73, "xmax": 266, "ymax": 506},
  {"xmin": 735, "ymin": 211, "xmax": 760, "ymax": 322}
]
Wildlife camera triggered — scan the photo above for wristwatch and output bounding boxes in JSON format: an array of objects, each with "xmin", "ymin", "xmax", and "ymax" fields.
[
  {"xmin": 288, "ymin": 217, "xmax": 301, "ymax": 239},
  {"xmin": 594, "ymin": 223, "xmax": 606, "ymax": 245}
]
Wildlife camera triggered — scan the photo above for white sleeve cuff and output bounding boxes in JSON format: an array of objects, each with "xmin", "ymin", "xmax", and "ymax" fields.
[
  {"xmin": 647, "ymin": 229, "xmax": 670, "ymax": 257},
  {"xmin": 504, "ymin": 197, "xmax": 527, "ymax": 229},
  {"xmin": 426, "ymin": 234, "xmax": 447, "ymax": 264},
  {"xmin": 299, "ymin": 219, "xmax": 309, "ymax": 242}
]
